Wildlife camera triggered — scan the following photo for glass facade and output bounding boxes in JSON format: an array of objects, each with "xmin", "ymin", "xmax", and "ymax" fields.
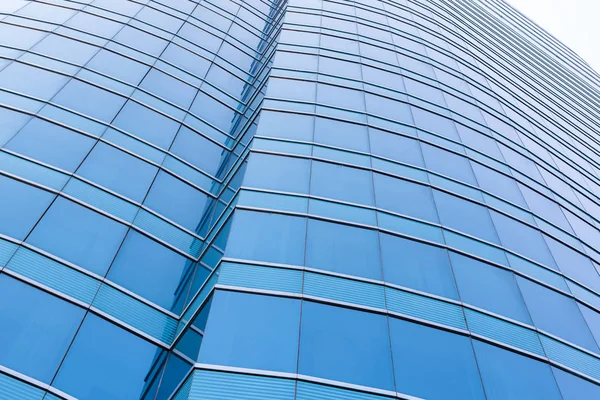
[{"xmin": 0, "ymin": 0, "xmax": 599, "ymax": 399}]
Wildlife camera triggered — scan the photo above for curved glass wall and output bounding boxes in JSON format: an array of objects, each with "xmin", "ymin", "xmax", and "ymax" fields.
[{"xmin": 1, "ymin": 0, "xmax": 600, "ymax": 399}]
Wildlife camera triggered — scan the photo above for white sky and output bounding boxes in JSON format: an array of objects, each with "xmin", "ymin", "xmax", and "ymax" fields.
[{"xmin": 506, "ymin": 0, "xmax": 600, "ymax": 74}]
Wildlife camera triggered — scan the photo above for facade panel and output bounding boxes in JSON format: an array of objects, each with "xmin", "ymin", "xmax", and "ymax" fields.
[{"xmin": 0, "ymin": 0, "xmax": 599, "ymax": 399}]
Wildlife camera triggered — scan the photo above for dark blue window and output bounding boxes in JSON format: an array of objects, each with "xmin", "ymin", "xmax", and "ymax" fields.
[
  {"xmin": 54, "ymin": 314, "xmax": 161, "ymax": 400},
  {"xmin": 298, "ymin": 302, "xmax": 395, "ymax": 390},
  {"xmin": 0, "ymin": 276, "xmax": 84, "ymax": 383},
  {"xmin": 199, "ymin": 291, "xmax": 301, "ymax": 372},
  {"xmin": 311, "ymin": 161, "xmax": 374, "ymax": 206},
  {"xmin": 27, "ymin": 197, "xmax": 128, "ymax": 275},
  {"xmin": 390, "ymin": 319, "xmax": 485, "ymax": 399}
]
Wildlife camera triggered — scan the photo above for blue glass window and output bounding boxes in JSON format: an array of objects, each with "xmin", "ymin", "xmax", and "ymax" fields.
[
  {"xmin": 471, "ymin": 163, "xmax": 527, "ymax": 207},
  {"xmin": 243, "ymin": 153, "xmax": 310, "ymax": 194},
  {"xmin": 412, "ymin": 107, "xmax": 460, "ymax": 141},
  {"xmin": 256, "ymin": 110, "xmax": 314, "ymax": 141},
  {"xmin": 0, "ymin": 176, "xmax": 54, "ymax": 240},
  {"xmin": 380, "ymin": 234, "xmax": 457, "ymax": 298},
  {"xmin": 433, "ymin": 190, "xmax": 500, "ymax": 244},
  {"xmin": 32, "ymin": 33, "xmax": 98, "ymax": 65},
  {"xmin": 374, "ymin": 173, "xmax": 438, "ymax": 223},
  {"xmin": 450, "ymin": 252, "xmax": 531, "ymax": 323},
  {"xmin": 390, "ymin": 319, "xmax": 485, "ymax": 400},
  {"xmin": 517, "ymin": 276, "xmax": 599, "ymax": 352},
  {"xmin": 169, "ymin": 127, "xmax": 224, "ymax": 176},
  {"xmin": 544, "ymin": 235, "xmax": 600, "ymax": 292},
  {"xmin": 369, "ymin": 128, "xmax": 424, "ymax": 167},
  {"xmin": 578, "ymin": 304, "xmax": 600, "ymax": 346},
  {"xmin": 0, "ymin": 276, "xmax": 84, "ymax": 383},
  {"xmin": 77, "ymin": 142, "xmax": 158, "ymax": 202},
  {"xmin": 0, "ymin": 62, "xmax": 68, "ymax": 100},
  {"xmin": 518, "ymin": 184, "xmax": 572, "ymax": 232},
  {"xmin": 552, "ymin": 367, "xmax": 600, "ymax": 399},
  {"xmin": 306, "ymin": 219, "xmax": 382, "ymax": 280},
  {"xmin": 318, "ymin": 83, "xmax": 364, "ymax": 111},
  {"xmin": 456, "ymin": 124, "xmax": 503, "ymax": 160},
  {"xmin": 298, "ymin": 302, "xmax": 395, "ymax": 390},
  {"xmin": 140, "ymin": 68, "xmax": 197, "ymax": 109},
  {"xmin": 314, "ymin": 117, "xmax": 369, "ymax": 152},
  {"xmin": 5, "ymin": 118, "xmax": 95, "ymax": 171},
  {"xmin": 52, "ymin": 80, "xmax": 126, "ymax": 122},
  {"xmin": 226, "ymin": 210, "xmax": 306, "ymax": 265},
  {"xmin": 112, "ymin": 101, "xmax": 180, "ymax": 149},
  {"xmin": 422, "ymin": 143, "xmax": 477, "ymax": 185},
  {"xmin": 0, "ymin": 108, "xmax": 31, "ymax": 146},
  {"xmin": 365, "ymin": 93, "xmax": 412, "ymax": 124},
  {"xmin": 311, "ymin": 161, "xmax": 374, "ymax": 205},
  {"xmin": 473, "ymin": 340, "xmax": 562, "ymax": 400},
  {"xmin": 27, "ymin": 197, "xmax": 128, "ymax": 275},
  {"xmin": 489, "ymin": 211, "xmax": 557, "ymax": 269},
  {"xmin": 86, "ymin": 49, "xmax": 150, "ymax": 86},
  {"xmin": 54, "ymin": 314, "xmax": 160, "ymax": 400},
  {"xmin": 199, "ymin": 291, "xmax": 301, "ymax": 372},
  {"xmin": 107, "ymin": 230, "xmax": 191, "ymax": 309},
  {"xmin": 144, "ymin": 171, "xmax": 209, "ymax": 231}
]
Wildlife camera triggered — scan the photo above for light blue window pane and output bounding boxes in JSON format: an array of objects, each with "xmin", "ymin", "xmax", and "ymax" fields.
[
  {"xmin": 5, "ymin": 118, "xmax": 95, "ymax": 172},
  {"xmin": 53, "ymin": 314, "xmax": 161, "ymax": 400},
  {"xmin": 313, "ymin": 145, "xmax": 370, "ymax": 167},
  {"xmin": 140, "ymin": 68, "xmax": 197, "ymax": 109},
  {"xmin": 552, "ymin": 367, "xmax": 600, "ymax": 400},
  {"xmin": 374, "ymin": 173, "xmax": 438, "ymax": 223},
  {"xmin": 27, "ymin": 197, "xmax": 128, "ymax": 275},
  {"xmin": 0, "ymin": 63, "xmax": 68, "ymax": 100},
  {"xmin": 578, "ymin": 303, "xmax": 600, "ymax": 347},
  {"xmin": 226, "ymin": 210, "xmax": 306, "ymax": 265},
  {"xmin": 243, "ymin": 153, "xmax": 310, "ymax": 194},
  {"xmin": 506, "ymin": 253, "xmax": 568, "ymax": 291},
  {"xmin": 318, "ymin": 83, "xmax": 364, "ymax": 111},
  {"xmin": 238, "ymin": 190, "xmax": 308, "ymax": 214},
  {"xmin": 412, "ymin": 107, "xmax": 460, "ymax": 141},
  {"xmin": 77, "ymin": 142, "xmax": 158, "ymax": 202},
  {"xmin": 422, "ymin": 143, "xmax": 477, "ymax": 185},
  {"xmin": 52, "ymin": 80, "xmax": 126, "ymax": 122},
  {"xmin": 473, "ymin": 340, "xmax": 562, "ymax": 400},
  {"xmin": 456, "ymin": 124, "xmax": 503, "ymax": 160},
  {"xmin": 112, "ymin": 100, "xmax": 180, "ymax": 149},
  {"xmin": 0, "ymin": 108, "xmax": 32, "ymax": 147},
  {"xmin": 519, "ymin": 184, "xmax": 573, "ymax": 233},
  {"xmin": 369, "ymin": 128, "xmax": 423, "ymax": 167},
  {"xmin": 450, "ymin": 252, "xmax": 531, "ymax": 323},
  {"xmin": 0, "ymin": 275, "xmax": 85, "ymax": 383},
  {"xmin": 31, "ymin": 33, "xmax": 98, "ymax": 66},
  {"xmin": 304, "ymin": 272, "xmax": 386, "ymax": 309},
  {"xmin": 444, "ymin": 230, "xmax": 509, "ymax": 266},
  {"xmin": 86, "ymin": 49, "xmax": 150, "ymax": 86},
  {"xmin": 314, "ymin": 117, "xmax": 369, "ymax": 152},
  {"xmin": 144, "ymin": 171, "xmax": 209, "ymax": 231},
  {"xmin": 298, "ymin": 302, "xmax": 395, "ymax": 390},
  {"xmin": 107, "ymin": 230, "xmax": 191, "ymax": 309},
  {"xmin": 311, "ymin": 161, "xmax": 374, "ymax": 206},
  {"xmin": 256, "ymin": 110, "xmax": 314, "ymax": 141},
  {"xmin": 544, "ymin": 235, "xmax": 600, "ymax": 292},
  {"xmin": 390, "ymin": 318, "xmax": 485, "ymax": 400},
  {"xmin": 365, "ymin": 93, "xmax": 412, "ymax": 124},
  {"xmin": 0, "ymin": 175, "xmax": 54, "ymax": 240},
  {"xmin": 472, "ymin": 162, "xmax": 527, "ymax": 207},
  {"xmin": 306, "ymin": 219, "xmax": 382, "ymax": 280},
  {"xmin": 380, "ymin": 233, "xmax": 457, "ymax": 299},
  {"xmin": 170, "ymin": 127, "xmax": 225, "ymax": 177},
  {"xmin": 199, "ymin": 291, "xmax": 301, "ymax": 372},
  {"xmin": 517, "ymin": 276, "xmax": 599, "ymax": 352},
  {"xmin": 490, "ymin": 211, "xmax": 558, "ymax": 269},
  {"xmin": 433, "ymin": 190, "xmax": 500, "ymax": 244},
  {"xmin": 308, "ymin": 198, "xmax": 377, "ymax": 226}
]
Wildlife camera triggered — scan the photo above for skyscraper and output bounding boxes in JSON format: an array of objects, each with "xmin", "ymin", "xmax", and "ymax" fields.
[{"xmin": 0, "ymin": 0, "xmax": 599, "ymax": 398}]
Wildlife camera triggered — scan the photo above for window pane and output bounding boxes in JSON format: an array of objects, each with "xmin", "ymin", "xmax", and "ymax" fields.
[
  {"xmin": 471, "ymin": 162, "xmax": 527, "ymax": 207},
  {"xmin": 298, "ymin": 302, "xmax": 395, "ymax": 390},
  {"xmin": 199, "ymin": 291, "xmax": 301, "ymax": 372},
  {"xmin": 243, "ymin": 153, "xmax": 311, "ymax": 194},
  {"xmin": 226, "ymin": 210, "xmax": 306, "ymax": 265},
  {"xmin": 544, "ymin": 235, "xmax": 600, "ymax": 291},
  {"xmin": 450, "ymin": 252, "xmax": 531, "ymax": 323},
  {"xmin": 53, "ymin": 80, "xmax": 126, "ymax": 122},
  {"xmin": 517, "ymin": 276, "xmax": 599, "ymax": 352},
  {"xmin": 422, "ymin": 143, "xmax": 477, "ymax": 185},
  {"xmin": 169, "ymin": 126, "xmax": 225, "ymax": 177},
  {"xmin": 107, "ymin": 230, "xmax": 191, "ymax": 309},
  {"xmin": 433, "ymin": 190, "xmax": 499, "ymax": 244},
  {"xmin": 5, "ymin": 118, "xmax": 95, "ymax": 171},
  {"xmin": 473, "ymin": 340, "xmax": 562, "ymax": 400},
  {"xmin": 374, "ymin": 173, "xmax": 438, "ymax": 223},
  {"xmin": 380, "ymin": 234, "xmax": 457, "ymax": 299},
  {"xmin": 0, "ymin": 276, "xmax": 84, "ymax": 383},
  {"xmin": 552, "ymin": 367, "xmax": 600, "ymax": 399},
  {"xmin": 314, "ymin": 117, "xmax": 369, "ymax": 152},
  {"xmin": 27, "ymin": 197, "xmax": 128, "ymax": 275},
  {"xmin": 369, "ymin": 128, "xmax": 423, "ymax": 167},
  {"xmin": 306, "ymin": 219, "xmax": 382, "ymax": 280},
  {"xmin": 311, "ymin": 161, "xmax": 374, "ymax": 205},
  {"xmin": 54, "ymin": 314, "xmax": 161, "ymax": 400},
  {"xmin": 0, "ymin": 176, "xmax": 54, "ymax": 240},
  {"xmin": 112, "ymin": 101, "xmax": 180, "ymax": 149},
  {"xmin": 77, "ymin": 142, "xmax": 158, "ymax": 202},
  {"xmin": 390, "ymin": 318, "xmax": 485, "ymax": 400}
]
